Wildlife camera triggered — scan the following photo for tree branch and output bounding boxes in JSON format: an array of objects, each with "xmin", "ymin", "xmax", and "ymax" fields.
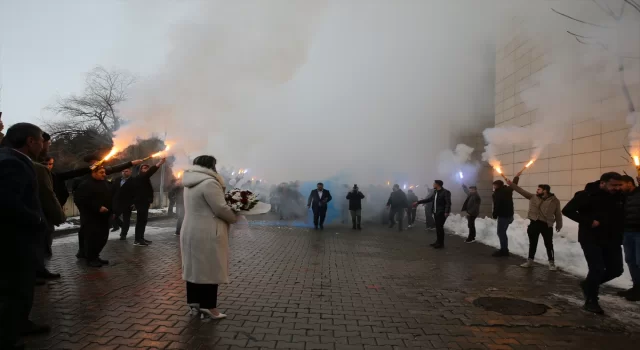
[{"xmin": 552, "ymin": 8, "xmax": 612, "ymax": 28}]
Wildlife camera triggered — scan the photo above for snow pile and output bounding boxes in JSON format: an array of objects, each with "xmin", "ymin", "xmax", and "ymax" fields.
[
  {"xmin": 442, "ymin": 214, "xmax": 633, "ymax": 288},
  {"xmin": 55, "ymin": 222, "xmax": 80, "ymax": 231}
]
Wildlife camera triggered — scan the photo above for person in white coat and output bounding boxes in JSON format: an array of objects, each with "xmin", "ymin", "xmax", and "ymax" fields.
[{"xmin": 180, "ymin": 155, "xmax": 237, "ymax": 319}]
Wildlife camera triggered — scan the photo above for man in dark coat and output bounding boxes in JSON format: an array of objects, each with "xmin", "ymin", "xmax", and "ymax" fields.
[
  {"xmin": 73, "ymin": 154, "xmax": 142, "ymax": 258},
  {"xmin": 618, "ymin": 175, "xmax": 640, "ymax": 301},
  {"xmin": 491, "ymin": 177, "xmax": 519, "ymax": 257},
  {"xmin": 346, "ymin": 184, "xmax": 365, "ymax": 230},
  {"xmin": 423, "ymin": 187, "xmax": 436, "ymax": 230},
  {"xmin": 406, "ymin": 189, "xmax": 419, "ymax": 228},
  {"xmin": 414, "ymin": 180, "xmax": 452, "ymax": 249},
  {"xmin": 562, "ymin": 172, "xmax": 624, "ymax": 314},
  {"xmin": 124, "ymin": 159, "xmax": 165, "ymax": 246},
  {"xmin": 74, "ymin": 166, "xmax": 114, "ymax": 267},
  {"xmin": 111, "ymin": 168, "xmax": 134, "ymax": 239},
  {"xmin": 462, "ymin": 184, "xmax": 481, "ymax": 243},
  {"xmin": 307, "ymin": 182, "xmax": 332, "ymax": 229},
  {"xmin": 0, "ymin": 123, "xmax": 50, "ymax": 349},
  {"xmin": 387, "ymin": 184, "xmax": 409, "ymax": 232}
]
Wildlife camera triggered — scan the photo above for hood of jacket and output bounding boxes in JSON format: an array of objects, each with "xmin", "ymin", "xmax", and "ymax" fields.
[
  {"xmin": 584, "ymin": 180, "xmax": 601, "ymax": 193},
  {"xmin": 182, "ymin": 165, "xmax": 225, "ymax": 189}
]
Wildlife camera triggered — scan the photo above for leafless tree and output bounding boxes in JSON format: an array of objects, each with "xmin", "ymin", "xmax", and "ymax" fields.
[{"xmin": 46, "ymin": 66, "xmax": 135, "ymax": 139}]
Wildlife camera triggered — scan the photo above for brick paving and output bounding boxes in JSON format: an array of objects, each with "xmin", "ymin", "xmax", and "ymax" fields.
[{"xmin": 26, "ymin": 218, "xmax": 640, "ymax": 349}]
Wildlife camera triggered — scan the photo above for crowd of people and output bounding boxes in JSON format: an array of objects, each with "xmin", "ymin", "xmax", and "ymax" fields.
[{"xmin": 2, "ymin": 119, "xmax": 640, "ymax": 348}]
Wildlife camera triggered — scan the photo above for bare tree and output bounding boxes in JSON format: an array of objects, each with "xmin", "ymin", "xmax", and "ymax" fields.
[
  {"xmin": 46, "ymin": 66, "xmax": 135, "ymax": 139},
  {"xmin": 552, "ymin": 0, "xmax": 639, "ymax": 114}
]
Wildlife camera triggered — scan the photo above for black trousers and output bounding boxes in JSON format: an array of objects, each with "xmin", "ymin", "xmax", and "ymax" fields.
[
  {"xmin": 77, "ymin": 225, "xmax": 85, "ymax": 257},
  {"xmin": 527, "ymin": 220, "xmax": 554, "ymax": 261},
  {"xmin": 580, "ymin": 241, "xmax": 624, "ymax": 300},
  {"xmin": 135, "ymin": 204, "xmax": 150, "ymax": 242},
  {"xmin": 467, "ymin": 215, "xmax": 477, "ymax": 240},
  {"xmin": 168, "ymin": 199, "xmax": 175, "ymax": 215},
  {"xmin": 0, "ymin": 244, "xmax": 35, "ymax": 349},
  {"xmin": 114, "ymin": 208, "xmax": 132, "ymax": 237},
  {"xmin": 312, "ymin": 206, "xmax": 327, "ymax": 227},
  {"xmin": 434, "ymin": 212, "xmax": 447, "ymax": 244},
  {"xmin": 186, "ymin": 282, "xmax": 218, "ymax": 309},
  {"xmin": 83, "ymin": 215, "xmax": 110, "ymax": 261},
  {"xmin": 407, "ymin": 208, "xmax": 417, "ymax": 226},
  {"xmin": 389, "ymin": 208, "xmax": 405, "ymax": 230}
]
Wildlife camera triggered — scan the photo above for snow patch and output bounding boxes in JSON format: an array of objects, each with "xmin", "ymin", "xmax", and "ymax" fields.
[{"xmin": 52, "ymin": 226, "xmax": 174, "ymax": 246}]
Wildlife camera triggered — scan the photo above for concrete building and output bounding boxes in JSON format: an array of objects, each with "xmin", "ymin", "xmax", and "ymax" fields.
[{"xmin": 493, "ymin": 16, "xmax": 640, "ymax": 217}]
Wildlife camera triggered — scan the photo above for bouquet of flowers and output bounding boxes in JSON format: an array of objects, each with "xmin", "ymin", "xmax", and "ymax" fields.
[{"xmin": 225, "ymin": 188, "xmax": 271, "ymax": 215}]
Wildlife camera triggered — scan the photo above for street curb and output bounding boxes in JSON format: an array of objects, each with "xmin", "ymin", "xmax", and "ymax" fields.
[{"xmin": 52, "ymin": 215, "xmax": 173, "ymax": 239}]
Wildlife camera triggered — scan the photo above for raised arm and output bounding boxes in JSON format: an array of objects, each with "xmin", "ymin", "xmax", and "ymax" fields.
[
  {"xmin": 508, "ymin": 180, "xmax": 534, "ymax": 199},
  {"xmin": 57, "ymin": 167, "xmax": 91, "ymax": 181},
  {"xmin": 462, "ymin": 184, "xmax": 470, "ymax": 196},
  {"xmin": 105, "ymin": 161, "xmax": 133, "ymax": 175}
]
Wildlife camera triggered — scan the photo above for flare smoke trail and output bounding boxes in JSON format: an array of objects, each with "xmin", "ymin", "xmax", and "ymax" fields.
[
  {"xmin": 437, "ymin": 144, "xmax": 480, "ymax": 186},
  {"xmin": 114, "ymin": 0, "xmax": 504, "ymax": 185},
  {"xmin": 482, "ymin": 0, "xmax": 640, "ymax": 166}
]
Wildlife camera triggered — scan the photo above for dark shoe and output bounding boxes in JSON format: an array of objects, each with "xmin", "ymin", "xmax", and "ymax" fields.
[
  {"xmin": 36, "ymin": 270, "xmax": 60, "ymax": 280},
  {"xmin": 22, "ymin": 320, "xmax": 51, "ymax": 336},
  {"xmin": 625, "ymin": 287, "xmax": 640, "ymax": 301},
  {"xmin": 430, "ymin": 242, "xmax": 438, "ymax": 247},
  {"xmin": 133, "ymin": 241, "xmax": 149, "ymax": 247},
  {"xmin": 119, "ymin": 235, "xmax": 127, "ymax": 241},
  {"xmin": 465, "ymin": 238, "xmax": 475, "ymax": 243},
  {"xmin": 98, "ymin": 258, "xmax": 109, "ymax": 265},
  {"xmin": 491, "ymin": 250, "xmax": 509, "ymax": 257},
  {"xmin": 352, "ymin": 225, "xmax": 357, "ymax": 230},
  {"xmin": 583, "ymin": 300, "xmax": 604, "ymax": 315},
  {"xmin": 76, "ymin": 252, "xmax": 85, "ymax": 259},
  {"xmin": 144, "ymin": 239, "xmax": 152, "ymax": 244},
  {"xmin": 314, "ymin": 226, "xmax": 318, "ymax": 230},
  {"xmin": 87, "ymin": 260, "xmax": 103, "ymax": 268},
  {"xmin": 357, "ymin": 225, "xmax": 362, "ymax": 230},
  {"xmin": 319, "ymin": 225, "xmax": 324, "ymax": 230},
  {"xmin": 388, "ymin": 223, "xmax": 395, "ymax": 228},
  {"xmin": 432, "ymin": 243, "xmax": 444, "ymax": 249},
  {"xmin": 111, "ymin": 227, "xmax": 120, "ymax": 232}
]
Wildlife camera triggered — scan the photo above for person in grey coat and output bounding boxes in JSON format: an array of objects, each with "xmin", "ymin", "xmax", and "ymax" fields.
[{"xmin": 462, "ymin": 184, "xmax": 481, "ymax": 243}]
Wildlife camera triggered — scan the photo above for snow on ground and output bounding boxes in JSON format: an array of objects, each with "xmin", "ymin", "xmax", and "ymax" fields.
[
  {"xmin": 55, "ymin": 221, "xmax": 80, "ymax": 231},
  {"xmin": 52, "ymin": 225, "xmax": 174, "ymax": 246},
  {"xmin": 439, "ymin": 213, "xmax": 633, "ymax": 289}
]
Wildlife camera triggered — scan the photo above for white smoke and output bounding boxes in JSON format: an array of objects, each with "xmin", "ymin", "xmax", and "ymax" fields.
[{"xmin": 437, "ymin": 143, "xmax": 481, "ymax": 185}]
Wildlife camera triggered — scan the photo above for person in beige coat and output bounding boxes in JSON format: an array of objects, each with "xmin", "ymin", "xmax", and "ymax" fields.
[
  {"xmin": 180, "ymin": 155, "xmax": 237, "ymax": 320},
  {"xmin": 508, "ymin": 177, "xmax": 562, "ymax": 270}
]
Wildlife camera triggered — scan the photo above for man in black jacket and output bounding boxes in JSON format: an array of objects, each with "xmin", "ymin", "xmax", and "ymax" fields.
[
  {"xmin": 562, "ymin": 172, "xmax": 624, "ymax": 314},
  {"xmin": 491, "ymin": 177, "xmax": 519, "ymax": 257},
  {"xmin": 0, "ymin": 123, "xmax": 50, "ymax": 349},
  {"xmin": 170, "ymin": 179, "xmax": 185, "ymax": 235},
  {"xmin": 406, "ymin": 189, "xmax": 419, "ymax": 228},
  {"xmin": 307, "ymin": 183, "xmax": 332, "ymax": 229},
  {"xmin": 462, "ymin": 184, "xmax": 481, "ymax": 243},
  {"xmin": 73, "ymin": 155, "xmax": 142, "ymax": 258},
  {"xmin": 414, "ymin": 180, "xmax": 451, "ymax": 249},
  {"xmin": 127, "ymin": 159, "xmax": 165, "ymax": 246},
  {"xmin": 346, "ymin": 184, "xmax": 365, "ymax": 230},
  {"xmin": 618, "ymin": 175, "xmax": 640, "ymax": 301},
  {"xmin": 387, "ymin": 184, "xmax": 409, "ymax": 232},
  {"xmin": 74, "ymin": 166, "xmax": 115, "ymax": 267},
  {"xmin": 111, "ymin": 168, "xmax": 133, "ymax": 239}
]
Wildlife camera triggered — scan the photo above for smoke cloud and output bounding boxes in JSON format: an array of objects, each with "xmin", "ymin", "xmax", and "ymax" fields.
[
  {"xmin": 112, "ymin": 0, "xmax": 506, "ymax": 186},
  {"xmin": 482, "ymin": 0, "xmax": 640, "ymax": 166}
]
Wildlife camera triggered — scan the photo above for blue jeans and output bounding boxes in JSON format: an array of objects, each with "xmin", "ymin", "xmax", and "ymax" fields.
[
  {"xmin": 497, "ymin": 216, "xmax": 513, "ymax": 251},
  {"xmin": 624, "ymin": 232, "xmax": 640, "ymax": 286}
]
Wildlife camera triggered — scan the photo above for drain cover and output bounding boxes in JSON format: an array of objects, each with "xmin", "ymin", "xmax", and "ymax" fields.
[{"xmin": 473, "ymin": 297, "xmax": 549, "ymax": 316}]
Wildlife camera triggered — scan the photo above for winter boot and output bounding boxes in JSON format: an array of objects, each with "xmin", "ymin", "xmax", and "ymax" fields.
[
  {"xmin": 625, "ymin": 286, "xmax": 640, "ymax": 302},
  {"xmin": 548, "ymin": 261, "xmax": 557, "ymax": 271},
  {"xmin": 520, "ymin": 259, "xmax": 534, "ymax": 268},
  {"xmin": 583, "ymin": 299, "xmax": 604, "ymax": 315}
]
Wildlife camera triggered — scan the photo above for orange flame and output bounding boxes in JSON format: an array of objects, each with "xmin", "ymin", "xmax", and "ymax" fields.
[
  {"xmin": 525, "ymin": 160, "xmax": 534, "ymax": 168},
  {"xmin": 176, "ymin": 171, "xmax": 183, "ymax": 178},
  {"xmin": 495, "ymin": 166, "xmax": 502, "ymax": 174},
  {"xmin": 151, "ymin": 145, "xmax": 170, "ymax": 158},
  {"xmin": 634, "ymin": 156, "xmax": 639, "ymax": 167},
  {"xmin": 103, "ymin": 148, "xmax": 118, "ymax": 161}
]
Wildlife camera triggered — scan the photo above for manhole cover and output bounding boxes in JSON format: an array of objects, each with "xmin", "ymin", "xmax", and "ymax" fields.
[{"xmin": 473, "ymin": 297, "xmax": 549, "ymax": 316}]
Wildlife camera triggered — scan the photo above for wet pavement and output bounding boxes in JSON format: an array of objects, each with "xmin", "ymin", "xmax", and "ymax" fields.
[{"xmin": 27, "ymin": 218, "xmax": 640, "ymax": 349}]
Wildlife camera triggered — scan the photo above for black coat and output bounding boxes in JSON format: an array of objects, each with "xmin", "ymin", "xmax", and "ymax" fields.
[
  {"xmin": 562, "ymin": 186, "xmax": 625, "ymax": 245},
  {"xmin": 461, "ymin": 185, "xmax": 481, "ymax": 217},
  {"xmin": 70, "ymin": 161, "xmax": 134, "ymax": 194},
  {"xmin": 346, "ymin": 190, "xmax": 365, "ymax": 210},
  {"xmin": 387, "ymin": 190, "xmax": 409, "ymax": 209},
  {"xmin": 126, "ymin": 165, "xmax": 160, "ymax": 206},
  {"xmin": 416, "ymin": 188, "xmax": 452, "ymax": 215},
  {"xmin": 624, "ymin": 187, "xmax": 640, "ymax": 232},
  {"xmin": 308, "ymin": 189, "xmax": 332, "ymax": 209},
  {"xmin": 74, "ymin": 177, "xmax": 113, "ymax": 216},
  {"xmin": 111, "ymin": 176, "xmax": 134, "ymax": 213},
  {"xmin": 492, "ymin": 177, "xmax": 519, "ymax": 218},
  {"xmin": 0, "ymin": 148, "xmax": 45, "ymax": 270}
]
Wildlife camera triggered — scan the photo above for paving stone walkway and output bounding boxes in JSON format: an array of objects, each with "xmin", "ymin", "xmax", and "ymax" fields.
[{"xmin": 26, "ymin": 219, "xmax": 640, "ymax": 349}]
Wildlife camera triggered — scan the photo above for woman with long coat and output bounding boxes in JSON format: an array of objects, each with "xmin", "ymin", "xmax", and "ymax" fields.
[{"xmin": 180, "ymin": 155, "xmax": 237, "ymax": 319}]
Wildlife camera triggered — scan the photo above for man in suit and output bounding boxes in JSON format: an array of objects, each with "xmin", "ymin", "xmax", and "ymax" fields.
[
  {"xmin": 307, "ymin": 183, "xmax": 332, "ymax": 229},
  {"xmin": 0, "ymin": 123, "xmax": 50, "ymax": 349},
  {"xmin": 127, "ymin": 160, "xmax": 165, "ymax": 246},
  {"xmin": 413, "ymin": 180, "xmax": 452, "ymax": 249},
  {"xmin": 111, "ymin": 168, "xmax": 134, "ymax": 239}
]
